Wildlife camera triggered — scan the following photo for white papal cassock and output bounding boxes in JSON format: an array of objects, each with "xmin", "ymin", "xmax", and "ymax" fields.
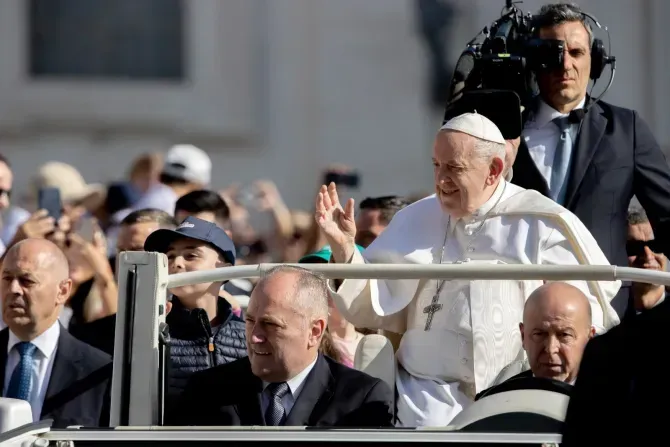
[{"xmin": 327, "ymin": 180, "xmax": 620, "ymax": 427}]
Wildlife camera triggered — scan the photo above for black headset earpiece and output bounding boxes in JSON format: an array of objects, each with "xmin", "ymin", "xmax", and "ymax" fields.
[
  {"xmin": 589, "ymin": 37, "xmax": 607, "ymax": 80},
  {"xmin": 581, "ymin": 12, "xmax": 613, "ymax": 81}
]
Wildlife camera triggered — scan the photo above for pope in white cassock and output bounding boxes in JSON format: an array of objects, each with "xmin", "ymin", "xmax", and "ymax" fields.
[{"xmin": 314, "ymin": 112, "xmax": 621, "ymax": 427}]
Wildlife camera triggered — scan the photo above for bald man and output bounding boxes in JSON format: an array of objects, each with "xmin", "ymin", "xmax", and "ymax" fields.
[
  {"xmin": 476, "ymin": 282, "xmax": 594, "ymax": 399},
  {"xmin": 172, "ymin": 265, "xmax": 394, "ymax": 427},
  {"xmin": 0, "ymin": 239, "xmax": 112, "ymax": 427}
]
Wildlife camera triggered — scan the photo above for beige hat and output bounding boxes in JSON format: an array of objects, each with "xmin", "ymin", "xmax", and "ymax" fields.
[
  {"xmin": 440, "ymin": 112, "xmax": 506, "ymax": 144},
  {"xmin": 30, "ymin": 162, "xmax": 106, "ymax": 205}
]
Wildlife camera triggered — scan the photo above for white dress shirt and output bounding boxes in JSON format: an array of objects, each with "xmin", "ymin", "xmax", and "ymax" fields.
[
  {"xmin": 3, "ymin": 322, "xmax": 60, "ymax": 422},
  {"xmin": 261, "ymin": 356, "xmax": 318, "ymax": 418},
  {"xmin": 522, "ymin": 97, "xmax": 586, "ymax": 188}
]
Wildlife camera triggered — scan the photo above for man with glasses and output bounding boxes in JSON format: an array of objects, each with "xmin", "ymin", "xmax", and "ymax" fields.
[{"xmin": 626, "ymin": 208, "xmax": 667, "ymax": 316}]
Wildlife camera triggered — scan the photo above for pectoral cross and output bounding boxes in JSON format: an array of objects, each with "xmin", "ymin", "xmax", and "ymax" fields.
[{"xmin": 423, "ymin": 294, "xmax": 443, "ymax": 331}]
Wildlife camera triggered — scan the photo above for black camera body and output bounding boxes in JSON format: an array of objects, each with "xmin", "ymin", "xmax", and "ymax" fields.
[
  {"xmin": 445, "ymin": 1, "xmax": 615, "ymax": 139},
  {"xmin": 444, "ymin": 2, "xmax": 567, "ymax": 138}
]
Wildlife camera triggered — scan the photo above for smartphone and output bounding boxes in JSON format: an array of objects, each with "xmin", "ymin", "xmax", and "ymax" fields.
[
  {"xmin": 323, "ymin": 171, "xmax": 360, "ymax": 188},
  {"xmin": 38, "ymin": 187, "xmax": 62, "ymax": 222},
  {"xmin": 77, "ymin": 217, "xmax": 97, "ymax": 243}
]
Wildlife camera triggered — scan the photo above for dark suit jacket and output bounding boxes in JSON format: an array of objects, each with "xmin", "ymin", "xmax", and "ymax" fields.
[
  {"xmin": 512, "ymin": 99, "xmax": 670, "ymax": 317},
  {"xmin": 170, "ymin": 354, "xmax": 394, "ymax": 427},
  {"xmin": 0, "ymin": 326, "xmax": 112, "ymax": 428},
  {"xmin": 475, "ymin": 370, "xmax": 532, "ymax": 401},
  {"xmin": 69, "ymin": 314, "xmax": 117, "ymax": 356},
  {"xmin": 475, "ymin": 370, "xmax": 573, "ymax": 401},
  {"xmin": 562, "ymin": 299, "xmax": 670, "ymax": 445}
]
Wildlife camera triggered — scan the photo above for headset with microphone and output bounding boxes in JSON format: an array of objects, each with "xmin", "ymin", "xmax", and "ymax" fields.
[{"xmin": 531, "ymin": 9, "xmax": 617, "ymax": 120}]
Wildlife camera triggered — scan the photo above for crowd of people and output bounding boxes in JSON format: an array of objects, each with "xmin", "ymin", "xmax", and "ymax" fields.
[{"xmin": 0, "ymin": 2, "xmax": 668, "ymax": 442}]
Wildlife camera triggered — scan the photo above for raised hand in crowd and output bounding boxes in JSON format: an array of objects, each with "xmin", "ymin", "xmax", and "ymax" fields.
[
  {"xmin": 315, "ymin": 183, "xmax": 356, "ymax": 263},
  {"xmin": 12, "ymin": 209, "xmax": 57, "ymax": 240},
  {"xmin": 8, "ymin": 209, "xmax": 71, "ymax": 251},
  {"xmin": 632, "ymin": 249, "xmax": 667, "ymax": 311},
  {"xmin": 218, "ymin": 183, "xmax": 257, "ymax": 244},
  {"xmin": 67, "ymin": 225, "xmax": 118, "ymax": 319}
]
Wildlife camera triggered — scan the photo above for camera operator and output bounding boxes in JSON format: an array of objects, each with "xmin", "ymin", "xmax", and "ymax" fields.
[{"xmin": 511, "ymin": 3, "xmax": 670, "ymax": 318}]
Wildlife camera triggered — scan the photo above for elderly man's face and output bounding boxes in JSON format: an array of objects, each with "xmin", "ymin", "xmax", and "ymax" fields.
[
  {"xmin": 1, "ymin": 242, "xmax": 70, "ymax": 336},
  {"xmin": 521, "ymin": 291, "xmax": 594, "ymax": 383},
  {"xmin": 433, "ymin": 131, "xmax": 502, "ymax": 218},
  {"xmin": 245, "ymin": 272, "xmax": 324, "ymax": 382},
  {"xmin": 537, "ymin": 21, "xmax": 591, "ymax": 112}
]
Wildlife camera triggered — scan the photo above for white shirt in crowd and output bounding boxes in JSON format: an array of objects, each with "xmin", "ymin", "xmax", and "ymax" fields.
[
  {"xmin": 522, "ymin": 97, "xmax": 586, "ymax": 188},
  {"xmin": 129, "ymin": 183, "xmax": 178, "ymax": 216},
  {"xmin": 261, "ymin": 356, "xmax": 317, "ymax": 417},
  {"xmin": 0, "ymin": 206, "xmax": 31, "ymax": 257},
  {"xmin": 3, "ymin": 321, "xmax": 60, "ymax": 422}
]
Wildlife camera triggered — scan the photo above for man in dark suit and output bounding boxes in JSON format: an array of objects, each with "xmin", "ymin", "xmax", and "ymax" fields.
[
  {"xmin": 476, "ymin": 282, "xmax": 594, "ymax": 400},
  {"xmin": 0, "ymin": 238, "xmax": 111, "ymax": 428},
  {"xmin": 562, "ymin": 298, "xmax": 670, "ymax": 445},
  {"xmin": 171, "ymin": 265, "xmax": 394, "ymax": 427},
  {"xmin": 511, "ymin": 3, "xmax": 670, "ymax": 317}
]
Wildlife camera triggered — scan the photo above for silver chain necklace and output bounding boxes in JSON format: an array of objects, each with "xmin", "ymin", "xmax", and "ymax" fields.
[{"xmin": 423, "ymin": 182, "xmax": 507, "ymax": 331}]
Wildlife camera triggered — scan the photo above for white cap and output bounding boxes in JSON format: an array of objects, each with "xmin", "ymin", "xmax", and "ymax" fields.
[
  {"xmin": 440, "ymin": 112, "xmax": 505, "ymax": 144},
  {"xmin": 162, "ymin": 144, "xmax": 212, "ymax": 185}
]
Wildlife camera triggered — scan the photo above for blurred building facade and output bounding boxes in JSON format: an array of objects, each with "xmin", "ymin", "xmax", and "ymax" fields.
[{"xmin": 0, "ymin": 0, "xmax": 668, "ymax": 209}]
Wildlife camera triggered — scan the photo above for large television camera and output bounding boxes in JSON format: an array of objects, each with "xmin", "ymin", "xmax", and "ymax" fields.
[{"xmin": 444, "ymin": 0, "xmax": 616, "ymax": 139}]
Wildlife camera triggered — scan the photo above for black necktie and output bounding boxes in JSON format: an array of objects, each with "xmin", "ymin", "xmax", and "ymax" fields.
[{"xmin": 264, "ymin": 382, "xmax": 289, "ymax": 426}]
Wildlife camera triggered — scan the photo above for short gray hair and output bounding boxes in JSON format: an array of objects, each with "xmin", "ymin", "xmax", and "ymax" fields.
[
  {"xmin": 532, "ymin": 3, "xmax": 594, "ymax": 47},
  {"xmin": 260, "ymin": 265, "xmax": 329, "ymax": 323},
  {"xmin": 627, "ymin": 208, "xmax": 649, "ymax": 226},
  {"xmin": 472, "ymin": 138, "xmax": 506, "ymax": 167}
]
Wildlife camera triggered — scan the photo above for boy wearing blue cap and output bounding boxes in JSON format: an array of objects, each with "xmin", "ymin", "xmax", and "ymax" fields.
[{"xmin": 144, "ymin": 216, "xmax": 247, "ymax": 409}]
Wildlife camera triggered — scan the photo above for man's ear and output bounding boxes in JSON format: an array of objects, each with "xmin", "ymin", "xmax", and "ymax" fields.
[
  {"xmin": 519, "ymin": 322, "xmax": 526, "ymax": 346},
  {"xmin": 487, "ymin": 157, "xmax": 504, "ymax": 185},
  {"xmin": 588, "ymin": 326, "xmax": 596, "ymax": 339},
  {"xmin": 56, "ymin": 278, "xmax": 73, "ymax": 306},
  {"xmin": 309, "ymin": 318, "xmax": 327, "ymax": 349}
]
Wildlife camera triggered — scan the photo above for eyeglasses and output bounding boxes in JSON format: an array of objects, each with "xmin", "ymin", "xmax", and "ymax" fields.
[
  {"xmin": 0, "ymin": 188, "xmax": 11, "ymax": 198},
  {"xmin": 626, "ymin": 239, "xmax": 663, "ymax": 257}
]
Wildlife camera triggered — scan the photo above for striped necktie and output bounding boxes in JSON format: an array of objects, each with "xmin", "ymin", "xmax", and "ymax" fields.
[
  {"xmin": 6, "ymin": 342, "xmax": 37, "ymax": 401},
  {"xmin": 550, "ymin": 116, "xmax": 573, "ymax": 204}
]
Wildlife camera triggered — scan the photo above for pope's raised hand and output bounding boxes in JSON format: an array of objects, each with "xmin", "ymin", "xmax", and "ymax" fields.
[{"xmin": 315, "ymin": 183, "xmax": 356, "ymax": 263}]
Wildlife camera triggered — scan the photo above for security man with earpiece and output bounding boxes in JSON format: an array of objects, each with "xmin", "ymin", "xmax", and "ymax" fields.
[{"xmin": 510, "ymin": 3, "xmax": 670, "ymax": 320}]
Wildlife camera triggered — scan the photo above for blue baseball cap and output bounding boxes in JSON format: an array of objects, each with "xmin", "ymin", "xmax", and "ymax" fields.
[{"xmin": 144, "ymin": 216, "xmax": 236, "ymax": 265}]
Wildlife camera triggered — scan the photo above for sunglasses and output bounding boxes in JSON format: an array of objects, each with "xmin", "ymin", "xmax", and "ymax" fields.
[{"xmin": 626, "ymin": 239, "xmax": 663, "ymax": 257}]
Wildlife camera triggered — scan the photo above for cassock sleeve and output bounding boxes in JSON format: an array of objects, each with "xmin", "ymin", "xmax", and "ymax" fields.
[
  {"xmin": 539, "ymin": 227, "xmax": 612, "ymax": 333},
  {"xmin": 327, "ymin": 248, "xmax": 408, "ymax": 334}
]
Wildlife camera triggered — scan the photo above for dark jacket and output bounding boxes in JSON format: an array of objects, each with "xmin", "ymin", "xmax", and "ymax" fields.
[
  {"xmin": 512, "ymin": 99, "xmax": 670, "ymax": 317},
  {"xmin": 166, "ymin": 297, "xmax": 247, "ymax": 404},
  {"xmin": 563, "ymin": 299, "xmax": 670, "ymax": 445},
  {"xmin": 169, "ymin": 354, "xmax": 394, "ymax": 427},
  {"xmin": 0, "ymin": 326, "xmax": 112, "ymax": 428},
  {"xmin": 475, "ymin": 370, "xmax": 573, "ymax": 402}
]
